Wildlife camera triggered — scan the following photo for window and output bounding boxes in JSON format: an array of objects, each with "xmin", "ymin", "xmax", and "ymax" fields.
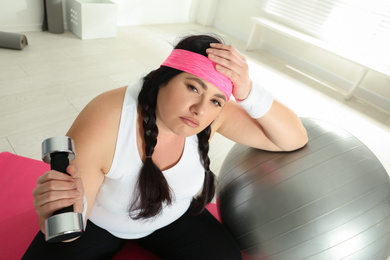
[{"xmin": 259, "ymin": 0, "xmax": 390, "ymax": 65}]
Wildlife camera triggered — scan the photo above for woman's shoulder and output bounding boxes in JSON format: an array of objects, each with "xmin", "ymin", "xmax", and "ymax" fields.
[
  {"xmin": 73, "ymin": 80, "xmax": 144, "ymax": 134},
  {"xmin": 69, "ymin": 86, "xmax": 127, "ymax": 130},
  {"xmin": 66, "ymin": 86, "xmax": 128, "ymax": 173},
  {"xmin": 94, "ymin": 86, "xmax": 128, "ymax": 108},
  {"xmin": 85, "ymin": 86, "xmax": 128, "ymax": 128},
  {"xmin": 78, "ymin": 87, "xmax": 127, "ymax": 127},
  {"xmin": 68, "ymin": 86, "xmax": 127, "ymax": 139}
]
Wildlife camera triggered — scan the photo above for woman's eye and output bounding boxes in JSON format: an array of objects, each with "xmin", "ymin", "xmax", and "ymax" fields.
[
  {"xmin": 188, "ymin": 85, "xmax": 198, "ymax": 93},
  {"xmin": 212, "ymin": 99, "xmax": 222, "ymax": 107}
]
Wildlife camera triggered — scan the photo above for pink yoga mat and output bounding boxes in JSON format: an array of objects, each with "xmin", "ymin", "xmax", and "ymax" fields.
[
  {"xmin": 0, "ymin": 152, "xmax": 224, "ymax": 259},
  {"xmin": 0, "ymin": 152, "xmax": 49, "ymax": 259}
]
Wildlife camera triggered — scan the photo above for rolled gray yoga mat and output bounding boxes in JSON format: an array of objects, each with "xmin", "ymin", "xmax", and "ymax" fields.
[
  {"xmin": 0, "ymin": 32, "xmax": 28, "ymax": 50},
  {"xmin": 44, "ymin": 0, "xmax": 64, "ymax": 34}
]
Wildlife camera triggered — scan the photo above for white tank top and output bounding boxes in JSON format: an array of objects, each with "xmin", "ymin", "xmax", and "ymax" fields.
[{"xmin": 89, "ymin": 83, "xmax": 205, "ymax": 239}]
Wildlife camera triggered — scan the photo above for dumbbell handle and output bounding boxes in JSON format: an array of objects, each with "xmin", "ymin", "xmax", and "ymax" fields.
[{"xmin": 50, "ymin": 152, "xmax": 74, "ymax": 215}]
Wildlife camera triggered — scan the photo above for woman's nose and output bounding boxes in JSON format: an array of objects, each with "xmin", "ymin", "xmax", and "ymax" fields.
[{"xmin": 190, "ymin": 99, "xmax": 206, "ymax": 116}]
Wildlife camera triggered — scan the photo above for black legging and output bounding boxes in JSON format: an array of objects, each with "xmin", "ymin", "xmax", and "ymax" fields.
[{"xmin": 22, "ymin": 209, "xmax": 242, "ymax": 260}]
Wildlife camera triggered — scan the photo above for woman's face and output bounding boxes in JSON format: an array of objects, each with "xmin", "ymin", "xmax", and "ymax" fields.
[{"xmin": 155, "ymin": 72, "xmax": 227, "ymax": 137}]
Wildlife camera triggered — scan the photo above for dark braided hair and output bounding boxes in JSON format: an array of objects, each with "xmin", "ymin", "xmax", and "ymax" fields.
[{"xmin": 129, "ymin": 35, "xmax": 222, "ymax": 220}]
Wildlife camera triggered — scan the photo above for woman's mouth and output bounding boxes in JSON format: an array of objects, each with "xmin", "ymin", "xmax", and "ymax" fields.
[{"xmin": 181, "ymin": 117, "xmax": 200, "ymax": 128}]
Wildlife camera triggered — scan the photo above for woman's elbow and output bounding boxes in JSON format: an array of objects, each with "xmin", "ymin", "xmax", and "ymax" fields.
[{"xmin": 284, "ymin": 130, "xmax": 308, "ymax": 152}]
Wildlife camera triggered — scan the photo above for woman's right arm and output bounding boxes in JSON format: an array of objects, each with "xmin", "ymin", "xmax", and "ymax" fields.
[{"xmin": 32, "ymin": 87, "xmax": 127, "ymax": 235}]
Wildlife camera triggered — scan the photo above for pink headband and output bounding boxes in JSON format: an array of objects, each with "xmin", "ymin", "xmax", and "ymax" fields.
[{"xmin": 161, "ymin": 49, "xmax": 233, "ymax": 101}]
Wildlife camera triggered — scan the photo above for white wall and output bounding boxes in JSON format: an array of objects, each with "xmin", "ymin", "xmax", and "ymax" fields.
[
  {"xmin": 195, "ymin": 0, "xmax": 218, "ymax": 26},
  {"xmin": 213, "ymin": 0, "xmax": 260, "ymax": 42},
  {"xmin": 113, "ymin": 0, "xmax": 197, "ymax": 26},
  {"xmin": 0, "ymin": 0, "xmax": 197, "ymax": 32},
  {"xmin": 0, "ymin": 0, "xmax": 45, "ymax": 32}
]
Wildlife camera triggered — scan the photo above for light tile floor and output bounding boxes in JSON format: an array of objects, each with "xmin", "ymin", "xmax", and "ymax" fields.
[{"xmin": 0, "ymin": 23, "xmax": 389, "ymax": 178}]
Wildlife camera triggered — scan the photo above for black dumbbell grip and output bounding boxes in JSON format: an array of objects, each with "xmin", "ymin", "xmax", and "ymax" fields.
[{"xmin": 50, "ymin": 152, "xmax": 74, "ymax": 215}]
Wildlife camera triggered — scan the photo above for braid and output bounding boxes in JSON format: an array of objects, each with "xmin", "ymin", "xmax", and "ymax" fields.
[
  {"xmin": 141, "ymin": 98, "xmax": 158, "ymax": 158},
  {"xmin": 129, "ymin": 68, "xmax": 180, "ymax": 220},
  {"xmin": 190, "ymin": 125, "xmax": 216, "ymax": 215}
]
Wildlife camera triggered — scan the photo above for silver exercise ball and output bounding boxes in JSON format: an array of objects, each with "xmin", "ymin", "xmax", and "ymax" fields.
[{"xmin": 217, "ymin": 118, "xmax": 390, "ymax": 259}]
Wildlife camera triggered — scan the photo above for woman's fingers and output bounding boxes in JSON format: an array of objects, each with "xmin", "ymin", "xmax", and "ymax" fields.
[
  {"xmin": 67, "ymin": 165, "xmax": 85, "ymax": 213},
  {"xmin": 34, "ymin": 171, "xmax": 76, "ymax": 196},
  {"xmin": 207, "ymin": 47, "xmax": 244, "ymax": 71},
  {"xmin": 207, "ymin": 43, "xmax": 252, "ymax": 100},
  {"xmin": 34, "ymin": 183, "xmax": 80, "ymax": 204},
  {"xmin": 208, "ymin": 43, "xmax": 246, "ymax": 61},
  {"xmin": 33, "ymin": 191, "xmax": 79, "ymax": 220},
  {"xmin": 36, "ymin": 169, "xmax": 74, "ymax": 184},
  {"xmin": 33, "ymin": 166, "xmax": 84, "ymax": 218},
  {"xmin": 34, "ymin": 190, "xmax": 79, "ymax": 209}
]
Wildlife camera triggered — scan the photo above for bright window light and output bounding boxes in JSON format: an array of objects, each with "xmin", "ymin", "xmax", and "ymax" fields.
[{"xmin": 260, "ymin": 0, "xmax": 390, "ymax": 66}]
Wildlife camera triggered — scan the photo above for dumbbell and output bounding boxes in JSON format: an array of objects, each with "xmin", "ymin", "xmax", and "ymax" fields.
[{"xmin": 42, "ymin": 136, "xmax": 84, "ymax": 243}]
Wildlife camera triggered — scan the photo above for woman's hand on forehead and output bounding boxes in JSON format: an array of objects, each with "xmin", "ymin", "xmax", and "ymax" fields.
[{"xmin": 206, "ymin": 43, "xmax": 252, "ymax": 101}]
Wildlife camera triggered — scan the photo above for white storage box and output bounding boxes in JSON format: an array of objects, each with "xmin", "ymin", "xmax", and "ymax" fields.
[{"xmin": 67, "ymin": 0, "xmax": 117, "ymax": 40}]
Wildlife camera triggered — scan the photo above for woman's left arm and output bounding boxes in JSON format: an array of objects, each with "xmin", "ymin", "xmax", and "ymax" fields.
[{"xmin": 207, "ymin": 43, "xmax": 308, "ymax": 151}]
